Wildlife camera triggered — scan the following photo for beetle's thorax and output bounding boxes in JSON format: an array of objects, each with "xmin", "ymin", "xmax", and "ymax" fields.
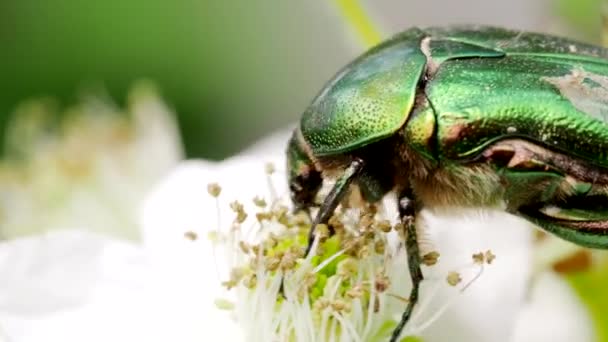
[{"xmin": 410, "ymin": 163, "xmax": 505, "ymax": 208}]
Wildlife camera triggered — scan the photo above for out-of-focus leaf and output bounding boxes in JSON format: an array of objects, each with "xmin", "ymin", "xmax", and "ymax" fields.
[
  {"xmin": 568, "ymin": 256, "xmax": 608, "ymax": 342},
  {"xmin": 555, "ymin": 0, "xmax": 602, "ymax": 42},
  {"xmin": 401, "ymin": 336, "xmax": 424, "ymax": 342}
]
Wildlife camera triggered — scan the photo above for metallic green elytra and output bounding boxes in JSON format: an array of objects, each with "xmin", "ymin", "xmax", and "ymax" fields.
[{"xmin": 286, "ymin": 25, "xmax": 608, "ymax": 342}]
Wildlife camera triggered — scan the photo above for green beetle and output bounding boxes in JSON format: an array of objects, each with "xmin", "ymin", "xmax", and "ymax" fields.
[{"xmin": 286, "ymin": 25, "xmax": 608, "ymax": 341}]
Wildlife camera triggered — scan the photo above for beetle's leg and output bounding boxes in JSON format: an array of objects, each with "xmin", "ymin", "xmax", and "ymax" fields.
[
  {"xmin": 483, "ymin": 139, "xmax": 608, "ymax": 249},
  {"xmin": 304, "ymin": 158, "xmax": 365, "ymax": 257},
  {"xmin": 518, "ymin": 193, "xmax": 608, "ymax": 249},
  {"xmin": 281, "ymin": 159, "xmax": 364, "ymax": 299},
  {"xmin": 390, "ymin": 189, "xmax": 423, "ymax": 342}
]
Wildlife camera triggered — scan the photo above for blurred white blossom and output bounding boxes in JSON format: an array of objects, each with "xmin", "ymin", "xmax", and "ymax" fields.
[{"xmin": 0, "ymin": 83, "xmax": 183, "ymax": 240}]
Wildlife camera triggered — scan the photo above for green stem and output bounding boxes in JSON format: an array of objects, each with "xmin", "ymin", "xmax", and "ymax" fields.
[
  {"xmin": 603, "ymin": 0, "xmax": 608, "ymax": 47},
  {"xmin": 333, "ymin": 0, "xmax": 383, "ymax": 48}
]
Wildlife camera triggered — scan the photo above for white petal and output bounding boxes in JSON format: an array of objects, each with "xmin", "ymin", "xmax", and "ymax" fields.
[
  {"xmin": 0, "ymin": 227, "xmax": 243, "ymax": 342},
  {"xmin": 0, "ymin": 231, "xmax": 151, "ymax": 341},
  {"xmin": 510, "ymin": 271, "xmax": 595, "ymax": 342},
  {"xmin": 140, "ymin": 157, "xmax": 286, "ymax": 279},
  {"xmin": 0, "ymin": 231, "xmax": 140, "ymax": 315},
  {"xmin": 140, "ymin": 160, "xmax": 219, "ymax": 269},
  {"xmin": 140, "ymin": 156, "xmax": 289, "ymax": 255},
  {"xmin": 139, "ymin": 158, "xmax": 290, "ymax": 341},
  {"xmin": 418, "ymin": 209, "xmax": 534, "ymax": 342}
]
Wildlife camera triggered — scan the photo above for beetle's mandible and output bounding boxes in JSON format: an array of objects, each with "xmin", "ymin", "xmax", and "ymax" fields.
[{"xmin": 286, "ymin": 26, "xmax": 608, "ymax": 341}]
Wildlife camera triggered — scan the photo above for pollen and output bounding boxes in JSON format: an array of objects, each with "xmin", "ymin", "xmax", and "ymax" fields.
[
  {"xmin": 447, "ymin": 271, "xmax": 462, "ymax": 286},
  {"xmin": 238, "ymin": 241, "xmax": 251, "ymax": 254},
  {"xmin": 242, "ymin": 274, "xmax": 257, "ymax": 289},
  {"xmin": 375, "ymin": 219, "xmax": 392, "ymax": 233},
  {"xmin": 472, "ymin": 252, "xmax": 485, "ymax": 264},
  {"xmin": 336, "ymin": 258, "xmax": 358, "ymax": 278},
  {"xmin": 255, "ymin": 211, "xmax": 273, "ymax": 222},
  {"xmin": 229, "ymin": 200, "xmax": 248, "ymax": 223},
  {"xmin": 330, "ymin": 299, "xmax": 352, "ymax": 313},
  {"xmin": 265, "ymin": 256, "xmax": 281, "ymax": 272},
  {"xmin": 214, "ymin": 298, "xmax": 236, "ymax": 311},
  {"xmin": 279, "ymin": 252, "xmax": 297, "ymax": 271},
  {"xmin": 374, "ymin": 240, "xmax": 386, "ymax": 254},
  {"xmin": 207, "ymin": 182, "xmax": 222, "ymax": 197},
  {"xmin": 313, "ymin": 297, "xmax": 331, "ymax": 311},
  {"xmin": 183, "ymin": 231, "xmax": 198, "ymax": 241},
  {"xmin": 422, "ymin": 251, "xmax": 440, "ymax": 266},
  {"xmin": 264, "ymin": 162, "xmax": 275, "ymax": 175},
  {"xmin": 484, "ymin": 250, "xmax": 496, "ymax": 264},
  {"xmin": 328, "ymin": 215, "xmax": 345, "ymax": 233},
  {"xmin": 357, "ymin": 244, "xmax": 371, "ymax": 259},
  {"xmin": 346, "ymin": 285, "xmax": 365, "ymax": 299},
  {"xmin": 252, "ymin": 196, "xmax": 267, "ymax": 208},
  {"xmin": 375, "ymin": 271, "xmax": 391, "ymax": 293}
]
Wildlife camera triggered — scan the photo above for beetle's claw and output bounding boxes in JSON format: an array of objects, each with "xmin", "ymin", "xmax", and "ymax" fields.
[
  {"xmin": 518, "ymin": 195, "xmax": 608, "ymax": 250},
  {"xmin": 278, "ymin": 277, "xmax": 288, "ymax": 300}
]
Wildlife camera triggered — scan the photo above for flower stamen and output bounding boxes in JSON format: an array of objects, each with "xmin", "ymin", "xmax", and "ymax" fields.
[{"xmin": 210, "ymin": 164, "xmax": 499, "ymax": 341}]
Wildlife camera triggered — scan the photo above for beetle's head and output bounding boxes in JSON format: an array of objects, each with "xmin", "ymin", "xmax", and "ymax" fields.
[
  {"xmin": 287, "ymin": 31, "xmax": 431, "ymax": 211},
  {"xmin": 286, "ymin": 129, "xmax": 322, "ymax": 211},
  {"xmin": 287, "ymin": 125, "xmax": 405, "ymax": 213}
]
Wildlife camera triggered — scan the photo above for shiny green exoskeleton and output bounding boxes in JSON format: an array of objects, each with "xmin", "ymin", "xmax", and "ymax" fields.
[{"xmin": 286, "ymin": 26, "xmax": 608, "ymax": 341}]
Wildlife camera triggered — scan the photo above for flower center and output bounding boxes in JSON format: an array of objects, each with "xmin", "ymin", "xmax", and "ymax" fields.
[{"xmin": 203, "ymin": 164, "xmax": 495, "ymax": 342}]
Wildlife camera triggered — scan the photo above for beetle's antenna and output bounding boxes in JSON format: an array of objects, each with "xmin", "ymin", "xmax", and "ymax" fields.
[
  {"xmin": 304, "ymin": 159, "xmax": 365, "ymax": 257},
  {"xmin": 332, "ymin": 0, "xmax": 383, "ymax": 48}
]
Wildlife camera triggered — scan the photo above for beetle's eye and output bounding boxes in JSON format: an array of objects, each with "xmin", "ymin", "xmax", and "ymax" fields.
[{"xmin": 289, "ymin": 171, "xmax": 322, "ymax": 209}]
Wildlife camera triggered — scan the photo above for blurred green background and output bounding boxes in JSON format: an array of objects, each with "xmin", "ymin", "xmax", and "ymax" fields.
[
  {"xmin": 0, "ymin": 0, "xmax": 601, "ymax": 160},
  {"xmin": 0, "ymin": 1, "xmax": 353, "ymax": 159}
]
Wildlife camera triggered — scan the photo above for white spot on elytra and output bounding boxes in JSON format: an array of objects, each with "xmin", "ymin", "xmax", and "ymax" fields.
[
  {"xmin": 507, "ymin": 126, "xmax": 517, "ymax": 133},
  {"xmin": 542, "ymin": 68, "xmax": 608, "ymax": 122}
]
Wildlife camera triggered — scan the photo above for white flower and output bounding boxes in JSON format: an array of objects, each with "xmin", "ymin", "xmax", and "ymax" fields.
[
  {"xmin": 0, "ymin": 82, "xmax": 183, "ymax": 240},
  {"xmin": 0, "ymin": 129, "xmax": 597, "ymax": 342}
]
